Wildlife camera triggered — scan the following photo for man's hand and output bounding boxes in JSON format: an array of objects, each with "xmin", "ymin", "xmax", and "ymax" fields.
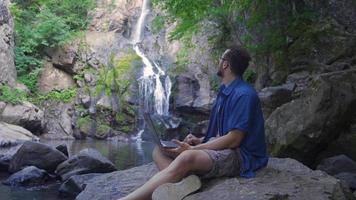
[
  {"xmin": 163, "ymin": 139, "xmax": 192, "ymax": 157},
  {"xmin": 183, "ymin": 134, "xmax": 202, "ymax": 146}
]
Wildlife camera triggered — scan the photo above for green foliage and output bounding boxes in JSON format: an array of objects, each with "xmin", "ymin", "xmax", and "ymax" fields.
[
  {"xmin": 152, "ymin": 0, "xmax": 214, "ymax": 40},
  {"xmin": 32, "ymin": 88, "xmax": 77, "ymax": 104},
  {"xmin": 243, "ymin": 69, "xmax": 257, "ymax": 84},
  {"xmin": 10, "ymin": 0, "xmax": 95, "ymax": 93},
  {"xmin": 96, "ymin": 52, "xmax": 140, "ymax": 98},
  {"xmin": 151, "ymin": 16, "xmax": 165, "ymax": 34},
  {"xmin": 154, "ymin": 0, "xmax": 316, "ymax": 69},
  {"xmin": 0, "ymin": 85, "xmax": 27, "ymax": 105}
]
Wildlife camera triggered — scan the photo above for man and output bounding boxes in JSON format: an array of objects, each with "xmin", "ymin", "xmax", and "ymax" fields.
[{"xmin": 120, "ymin": 46, "xmax": 268, "ymax": 200}]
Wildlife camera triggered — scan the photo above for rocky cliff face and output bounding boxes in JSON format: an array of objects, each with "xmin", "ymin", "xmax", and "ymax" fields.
[{"xmin": 0, "ymin": 0, "xmax": 16, "ymax": 87}]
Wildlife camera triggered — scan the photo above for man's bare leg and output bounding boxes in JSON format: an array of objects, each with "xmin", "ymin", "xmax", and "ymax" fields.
[
  {"xmin": 152, "ymin": 146, "xmax": 174, "ymax": 171},
  {"xmin": 119, "ymin": 149, "xmax": 213, "ymax": 200}
]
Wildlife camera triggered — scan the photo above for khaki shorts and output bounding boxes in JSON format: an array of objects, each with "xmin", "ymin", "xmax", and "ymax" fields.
[{"xmin": 200, "ymin": 148, "xmax": 242, "ymax": 179}]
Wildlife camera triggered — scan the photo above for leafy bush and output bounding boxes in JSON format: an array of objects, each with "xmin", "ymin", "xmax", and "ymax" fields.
[
  {"xmin": 32, "ymin": 88, "xmax": 77, "ymax": 104},
  {"xmin": 10, "ymin": 0, "xmax": 95, "ymax": 93},
  {"xmin": 0, "ymin": 85, "xmax": 27, "ymax": 105},
  {"xmin": 151, "ymin": 16, "xmax": 165, "ymax": 34}
]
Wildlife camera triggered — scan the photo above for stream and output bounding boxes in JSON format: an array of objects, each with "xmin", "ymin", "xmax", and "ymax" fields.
[{"xmin": 0, "ymin": 140, "xmax": 155, "ymax": 200}]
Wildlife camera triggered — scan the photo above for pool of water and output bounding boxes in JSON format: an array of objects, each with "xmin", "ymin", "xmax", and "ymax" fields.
[{"xmin": 0, "ymin": 139, "xmax": 155, "ymax": 200}]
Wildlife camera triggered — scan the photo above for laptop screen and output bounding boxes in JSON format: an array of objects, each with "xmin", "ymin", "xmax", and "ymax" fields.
[{"xmin": 143, "ymin": 112, "xmax": 162, "ymax": 146}]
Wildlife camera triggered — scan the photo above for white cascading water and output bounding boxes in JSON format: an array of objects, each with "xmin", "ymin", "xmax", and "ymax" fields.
[
  {"xmin": 131, "ymin": 0, "xmax": 172, "ymax": 142},
  {"xmin": 132, "ymin": 0, "xmax": 171, "ymax": 116}
]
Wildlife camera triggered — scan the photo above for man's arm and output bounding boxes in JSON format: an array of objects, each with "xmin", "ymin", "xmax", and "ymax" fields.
[{"xmin": 192, "ymin": 129, "xmax": 245, "ymax": 150}]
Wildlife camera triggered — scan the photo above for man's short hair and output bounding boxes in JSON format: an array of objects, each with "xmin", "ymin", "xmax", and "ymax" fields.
[{"xmin": 223, "ymin": 45, "xmax": 251, "ymax": 77}]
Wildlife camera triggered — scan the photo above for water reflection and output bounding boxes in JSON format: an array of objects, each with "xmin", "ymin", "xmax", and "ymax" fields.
[{"xmin": 0, "ymin": 140, "xmax": 155, "ymax": 200}]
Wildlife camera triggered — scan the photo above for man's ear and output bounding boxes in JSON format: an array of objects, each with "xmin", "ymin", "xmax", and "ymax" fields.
[{"xmin": 222, "ymin": 61, "xmax": 229, "ymax": 69}]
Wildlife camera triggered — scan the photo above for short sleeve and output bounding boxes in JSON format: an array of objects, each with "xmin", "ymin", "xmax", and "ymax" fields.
[{"xmin": 226, "ymin": 94, "xmax": 256, "ymax": 134}]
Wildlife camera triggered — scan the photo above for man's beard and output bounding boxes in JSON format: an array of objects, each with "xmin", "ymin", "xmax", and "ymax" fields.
[{"xmin": 217, "ymin": 68, "xmax": 223, "ymax": 77}]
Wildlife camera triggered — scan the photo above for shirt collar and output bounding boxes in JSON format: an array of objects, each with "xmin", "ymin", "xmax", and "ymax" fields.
[{"xmin": 220, "ymin": 77, "xmax": 243, "ymax": 96}]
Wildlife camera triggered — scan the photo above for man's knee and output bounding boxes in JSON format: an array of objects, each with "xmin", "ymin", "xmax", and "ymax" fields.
[
  {"xmin": 174, "ymin": 150, "xmax": 199, "ymax": 169},
  {"xmin": 152, "ymin": 146, "xmax": 163, "ymax": 162}
]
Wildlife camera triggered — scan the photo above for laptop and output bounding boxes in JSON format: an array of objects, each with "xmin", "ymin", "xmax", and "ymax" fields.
[{"xmin": 143, "ymin": 112, "xmax": 179, "ymax": 149}]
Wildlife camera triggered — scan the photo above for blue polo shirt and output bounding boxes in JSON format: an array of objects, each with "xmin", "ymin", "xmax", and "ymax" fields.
[{"xmin": 203, "ymin": 77, "xmax": 268, "ymax": 178}]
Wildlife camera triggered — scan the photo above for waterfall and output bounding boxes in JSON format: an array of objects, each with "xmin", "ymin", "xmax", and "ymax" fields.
[{"xmin": 131, "ymin": 0, "xmax": 172, "ymax": 140}]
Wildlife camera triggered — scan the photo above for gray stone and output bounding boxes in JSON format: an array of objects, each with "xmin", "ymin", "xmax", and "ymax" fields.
[
  {"xmin": 56, "ymin": 144, "xmax": 69, "ymax": 157},
  {"xmin": 37, "ymin": 61, "xmax": 76, "ymax": 94},
  {"xmin": 2, "ymin": 166, "xmax": 49, "ymax": 186},
  {"xmin": 0, "ymin": 0, "xmax": 16, "ymax": 87},
  {"xmin": 1, "ymin": 101, "xmax": 45, "ymax": 134},
  {"xmin": 0, "ymin": 122, "xmax": 38, "ymax": 147},
  {"xmin": 75, "ymin": 163, "xmax": 157, "ymax": 200},
  {"xmin": 354, "ymin": 191, "xmax": 356, "ymax": 198},
  {"xmin": 55, "ymin": 148, "xmax": 116, "ymax": 181},
  {"xmin": 9, "ymin": 141, "xmax": 67, "ymax": 173},
  {"xmin": 0, "ymin": 145, "xmax": 21, "ymax": 171},
  {"xmin": 46, "ymin": 42, "xmax": 79, "ymax": 74},
  {"xmin": 40, "ymin": 100, "xmax": 75, "ymax": 140},
  {"xmin": 334, "ymin": 172, "xmax": 356, "ymax": 190},
  {"xmin": 258, "ymin": 83, "xmax": 295, "ymax": 118},
  {"xmin": 76, "ymin": 158, "xmax": 354, "ymax": 200},
  {"xmin": 59, "ymin": 173, "xmax": 103, "ymax": 198},
  {"xmin": 266, "ymin": 70, "xmax": 356, "ymax": 165},
  {"xmin": 175, "ymin": 74, "xmax": 214, "ymax": 115},
  {"xmin": 317, "ymin": 155, "xmax": 356, "ymax": 175}
]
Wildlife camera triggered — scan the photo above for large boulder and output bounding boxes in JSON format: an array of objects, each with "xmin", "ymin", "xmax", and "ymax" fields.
[
  {"xmin": 40, "ymin": 100, "xmax": 75, "ymax": 140},
  {"xmin": 55, "ymin": 148, "xmax": 116, "ymax": 181},
  {"xmin": 266, "ymin": 70, "xmax": 356, "ymax": 165},
  {"xmin": 45, "ymin": 41, "xmax": 79, "ymax": 75},
  {"xmin": 0, "ymin": 0, "xmax": 16, "ymax": 87},
  {"xmin": 2, "ymin": 166, "xmax": 49, "ymax": 186},
  {"xmin": 0, "ymin": 145, "xmax": 21, "ymax": 171},
  {"xmin": 76, "ymin": 158, "xmax": 354, "ymax": 200},
  {"xmin": 37, "ymin": 61, "xmax": 76, "ymax": 94},
  {"xmin": 0, "ymin": 101, "xmax": 45, "ymax": 134},
  {"xmin": 9, "ymin": 141, "xmax": 67, "ymax": 173},
  {"xmin": 317, "ymin": 155, "xmax": 356, "ymax": 175},
  {"xmin": 334, "ymin": 173, "xmax": 356, "ymax": 191},
  {"xmin": 75, "ymin": 163, "xmax": 158, "ymax": 200},
  {"xmin": 0, "ymin": 122, "xmax": 38, "ymax": 147},
  {"xmin": 258, "ymin": 83, "xmax": 295, "ymax": 118},
  {"xmin": 174, "ymin": 74, "xmax": 214, "ymax": 116},
  {"xmin": 59, "ymin": 173, "xmax": 103, "ymax": 198}
]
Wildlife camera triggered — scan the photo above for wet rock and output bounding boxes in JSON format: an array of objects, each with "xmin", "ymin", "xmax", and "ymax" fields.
[
  {"xmin": 37, "ymin": 61, "xmax": 76, "ymax": 94},
  {"xmin": 56, "ymin": 144, "xmax": 69, "ymax": 157},
  {"xmin": 59, "ymin": 173, "xmax": 103, "ymax": 198},
  {"xmin": 0, "ymin": 0, "xmax": 16, "ymax": 87},
  {"xmin": 266, "ymin": 70, "xmax": 356, "ymax": 165},
  {"xmin": 258, "ymin": 83, "xmax": 295, "ymax": 118},
  {"xmin": 317, "ymin": 155, "xmax": 356, "ymax": 175},
  {"xmin": 0, "ymin": 122, "xmax": 38, "ymax": 147},
  {"xmin": 0, "ymin": 101, "xmax": 45, "ymax": 134},
  {"xmin": 3, "ymin": 166, "xmax": 49, "ymax": 186},
  {"xmin": 0, "ymin": 145, "xmax": 21, "ymax": 171},
  {"xmin": 334, "ymin": 172, "xmax": 356, "ymax": 190},
  {"xmin": 40, "ymin": 100, "xmax": 74, "ymax": 140},
  {"xmin": 55, "ymin": 148, "xmax": 116, "ymax": 181},
  {"xmin": 9, "ymin": 141, "xmax": 67, "ymax": 173},
  {"xmin": 76, "ymin": 158, "xmax": 354, "ymax": 200}
]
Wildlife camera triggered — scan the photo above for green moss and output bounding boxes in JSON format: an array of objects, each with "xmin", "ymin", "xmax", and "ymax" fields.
[
  {"xmin": 77, "ymin": 116, "xmax": 93, "ymax": 134},
  {"xmin": 97, "ymin": 124, "xmax": 111, "ymax": 136}
]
